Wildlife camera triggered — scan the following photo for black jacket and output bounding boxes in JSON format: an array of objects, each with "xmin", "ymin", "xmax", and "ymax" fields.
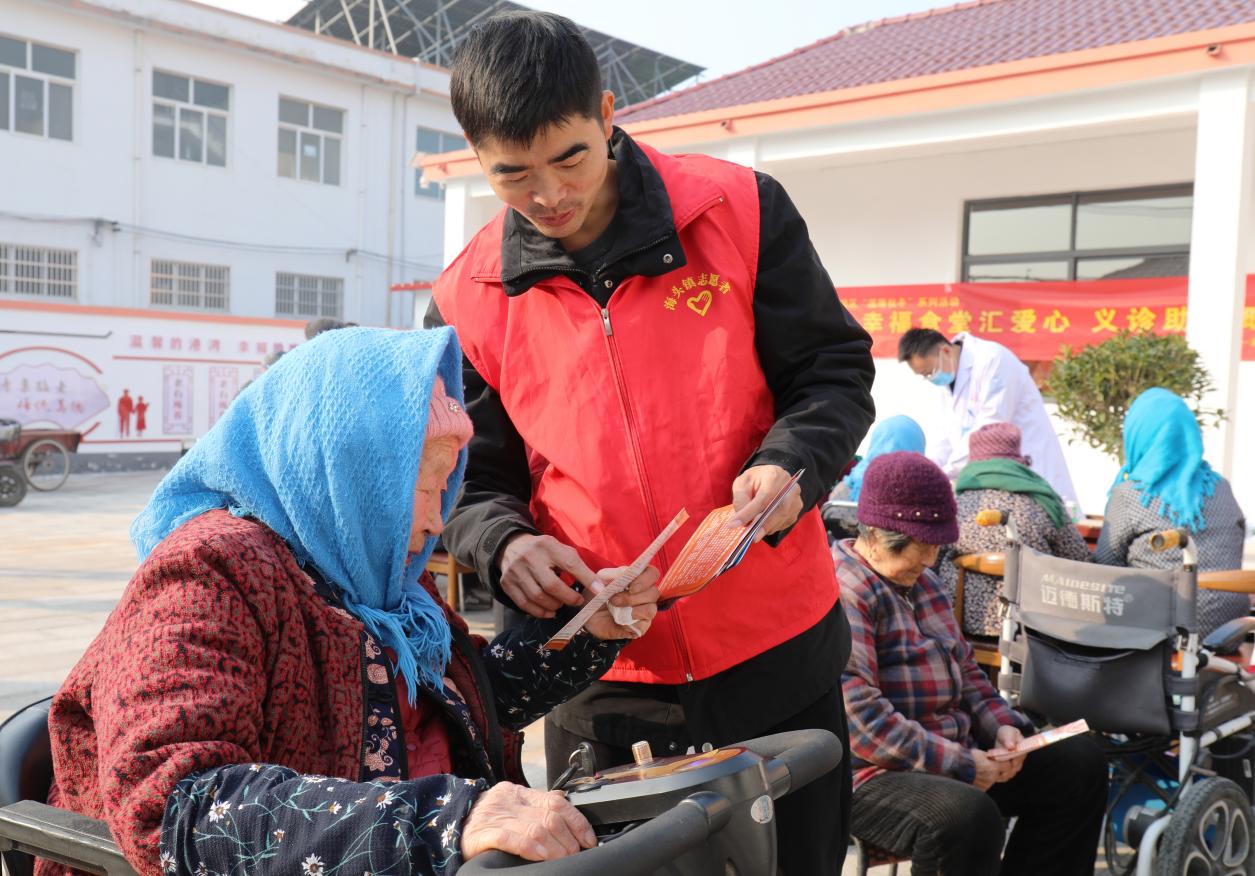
[{"xmin": 426, "ymin": 129, "xmax": 875, "ymax": 592}]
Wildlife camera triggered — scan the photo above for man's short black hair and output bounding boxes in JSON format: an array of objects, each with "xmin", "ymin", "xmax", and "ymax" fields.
[
  {"xmin": 450, "ymin": 11, "xmax": 603, "ymax": 147},
  {"xmin": 897, "ymin": 328, "xmax": 949, "ymax": 362}
]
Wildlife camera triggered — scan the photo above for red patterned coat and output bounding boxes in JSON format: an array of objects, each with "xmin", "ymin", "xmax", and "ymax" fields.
[{"xmin": 37, "ymin": 510, "xmax": 615, "ymax": 876}]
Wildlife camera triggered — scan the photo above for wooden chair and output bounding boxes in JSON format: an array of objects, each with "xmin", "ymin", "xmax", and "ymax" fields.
[
  {"xmin": 425, "ymin": 551, "xmax": 474, "ymax": 612},
  {"xmin": 1075, "ymin": 516, "xmax": 1104, "ymax": 550},
  {"xmin": 952, "ymin": 552, "xmax": 1006, "ymax": 669},
  {"xmin": 852, "ymin": 837, "xmax": 903, "ymax": 875},
  {"xmin": 1198, "ymin": 570, "xmax": 1255, "ymax": 595}
]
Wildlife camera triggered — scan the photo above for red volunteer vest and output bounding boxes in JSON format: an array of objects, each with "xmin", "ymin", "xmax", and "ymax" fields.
[{"xmin": 435, "ymin": 143, "xmax": 838, "ymax": 684}]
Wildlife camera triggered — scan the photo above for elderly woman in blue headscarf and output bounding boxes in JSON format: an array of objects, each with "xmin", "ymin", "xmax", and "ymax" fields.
[
  {"xmin": 38, "ymin": 328, "xmax": 660, "ymax": 876},
  {"xmin": 1096, "ymin": 387, "xmax": 1248, "ymax": 635},
  {"xmin": 823, "ymin": 415, "xmax": 926, "ymax": 540}
]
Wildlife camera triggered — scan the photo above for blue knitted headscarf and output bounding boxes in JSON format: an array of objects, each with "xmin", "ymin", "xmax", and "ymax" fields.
[
  {"xmin": 130, "ymin": 326, "xmax": 466, "ymax": 702},
  {"xmin": 842, "ymin": 415, "xmax": 927, "ymax": 502},
  {"xmin": 1114, "ymin": 387, "xmax": 1217, "ymax": 532}
]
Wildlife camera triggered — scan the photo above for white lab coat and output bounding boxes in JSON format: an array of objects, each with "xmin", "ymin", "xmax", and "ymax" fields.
[{"xmin": 923, "ymin": 332, "xmax": 1080, "ymax": 512}]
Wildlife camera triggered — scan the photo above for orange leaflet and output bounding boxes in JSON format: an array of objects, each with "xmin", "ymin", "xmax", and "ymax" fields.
[
  {"xmin": 987, "ymin": 719, "xmax": 1090, "ymax": 762},
  {"xmin": 657, "ymin": 505, "xmax": 746, "ymax": 602},
  {"xmin": 657, "ymin": 471, "xmax": 804, "ymax": 603}
]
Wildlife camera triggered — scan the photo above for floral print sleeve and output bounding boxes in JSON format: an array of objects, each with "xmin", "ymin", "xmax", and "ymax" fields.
[
  {"xmin": 160, "ymin": 763, "xmax": 483, "ymax": 876},
  {"xmin": 480, "ymin": 616, "xmax": 623, "ymax": 732}
]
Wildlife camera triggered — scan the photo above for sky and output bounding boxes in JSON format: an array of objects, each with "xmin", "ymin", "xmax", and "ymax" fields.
[{"xmin": 201, "ymin": 0, "xmax": 945, "ymax": 79}]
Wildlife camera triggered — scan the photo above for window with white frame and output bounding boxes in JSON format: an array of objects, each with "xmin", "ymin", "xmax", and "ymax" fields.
[
  {"xmin": 152, "ymin": 69, "xmax": 229, "ymax": 166},
  {"xmin": 278, "ymin": 97, "xmax": 344, "ymax": 185},
  {"xmin": 150, "ymin": 259, "xmax": 229, "ymax": 311},
  {"xmin": 414, "ymin": 127, "xmax": 467, "ymax": 198},
  {"xmin": 275, "ymin": 272, "xmax": 343, "ymax": 318},
  {"xmin": 0, "ymin": 243, "xmax": 77, "ymax": 298},
  {"xmin": 0, "ymin": 34, "xmax": 75, "ymax": 141}
]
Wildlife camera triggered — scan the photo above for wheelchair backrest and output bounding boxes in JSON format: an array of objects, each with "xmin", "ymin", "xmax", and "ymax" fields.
[
  {"xmin": 0, "ymin": 697, "xmax": 53, "ymax": 876},
  {"xmin": 0, "ymin": 697, "xmax": 53, "ymax": 811},
  {"xmin": 1002, "ymin": 545, "xmax": 1196, "ymax": 736},
  {"xmin": 1005, "ymin": 542, "xmax": 1196, "ymax": 648}
]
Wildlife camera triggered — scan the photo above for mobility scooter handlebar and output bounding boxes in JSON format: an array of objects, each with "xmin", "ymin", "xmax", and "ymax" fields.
[{"xmin": 458, "ymin": 729, "xmax": 841, "ymax": 876}]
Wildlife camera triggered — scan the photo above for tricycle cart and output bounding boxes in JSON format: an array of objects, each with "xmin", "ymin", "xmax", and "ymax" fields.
[{"xmin": 0, "ymin": 420, "xmax": 79, "ymax": 492}]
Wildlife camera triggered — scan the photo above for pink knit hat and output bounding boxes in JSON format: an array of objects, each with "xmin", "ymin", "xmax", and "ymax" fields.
[
  {"xmin": 425, "ymin": 376, "xmax": 473, "ymax": 448},
  {"xmin": 969, "ymin": 422, "xmax": 1030, "ymax": 465}
]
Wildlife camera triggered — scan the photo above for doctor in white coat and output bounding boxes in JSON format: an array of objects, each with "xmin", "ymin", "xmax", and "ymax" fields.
[{"xmin": 898, "ymin": 328, "xmax": 1080, "ymax": 513}]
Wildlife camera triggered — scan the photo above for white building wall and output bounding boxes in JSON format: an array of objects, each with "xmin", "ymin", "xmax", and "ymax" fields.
[
  {"xmin": 0, "ymin": 0, "xmax": 464, "ymax": 455},
  {"xmin": 767, "ymin": 124, "xmax": 1255, "ymax": 522},
  {"xmin": 0, "ymin": 0, "xmax": 459, "ymax": 326}
]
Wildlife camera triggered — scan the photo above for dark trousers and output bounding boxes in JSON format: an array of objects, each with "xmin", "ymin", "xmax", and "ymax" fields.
[
  {"xmin": 850, "ymin": 734, "xmax": 1109, "ymax": 876},
  {"xmin": 545, "ymin": 684, "xmax": 852, "ymax": 876}
]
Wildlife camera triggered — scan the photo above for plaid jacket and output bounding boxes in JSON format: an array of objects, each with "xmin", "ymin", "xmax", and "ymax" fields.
[{"xmin": 834, "ymin": 539, "xmax": 1033, "ymax": 789}]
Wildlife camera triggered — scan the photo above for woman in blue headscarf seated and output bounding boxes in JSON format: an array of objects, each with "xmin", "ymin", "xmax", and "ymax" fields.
[
  {"xmin": 38, "ymin": 328, "xmax": 659, "ymax": 876},
  {"xmin": 823, "ymin": 415, "xmax": 926, "ymax": 540},
  {"xmin": 1096, "ymin": 387, "xmax": 1248, "ymax": 636}
]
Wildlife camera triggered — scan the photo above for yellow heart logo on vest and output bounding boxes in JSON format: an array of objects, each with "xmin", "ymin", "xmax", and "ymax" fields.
[{"xmin": 687, "ymin": 290, "xmax": 712, "ymax": 317}]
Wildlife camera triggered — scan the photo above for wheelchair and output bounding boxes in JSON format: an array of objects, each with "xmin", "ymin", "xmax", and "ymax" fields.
[
  {"xmin": 0, "ymin": 694, "xmax": 840, "ymax": 876},
  {"xmin": 986, "ymin": 509, "xmax": 1255, "ymax": 876},
  {"xmin": 820, "ymin": 497, "xmax": 859, "ymax": 543}
]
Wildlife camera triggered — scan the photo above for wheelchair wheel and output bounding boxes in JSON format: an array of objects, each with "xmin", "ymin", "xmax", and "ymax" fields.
[{"xmin": 1156, "ymin": 777, "xmax": 1254, "ymax": 876}]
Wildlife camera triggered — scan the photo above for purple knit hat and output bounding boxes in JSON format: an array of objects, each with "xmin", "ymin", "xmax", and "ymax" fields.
[
  {"xmin": 969, "ymin": 422, "xmax": 1031, "ymax": 465},
  {"xmin": 856, "ymin": 451, "xmax": 958, "ymax": 544}
]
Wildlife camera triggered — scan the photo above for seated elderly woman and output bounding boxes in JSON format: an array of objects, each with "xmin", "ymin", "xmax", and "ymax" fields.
[
  {"xmin": 823, "ymin": 415, "xmax": 926, "ymax": 540},
  {"xmin": 1096, "ymin": 387, "xmax": 1248, "ymax": 636},
  {"xmin": 836, "ymin": 452, "xmax": 1108, "ymax": 876},
  {"xmin": 37, "ymin": 328, "xmax": 659, "ymax": 876},
  {"xmin": 939, "ymin": 422, "xmax": 1090, "ymax": 637}
]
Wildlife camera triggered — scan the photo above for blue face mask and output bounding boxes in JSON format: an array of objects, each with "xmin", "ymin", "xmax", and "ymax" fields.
[{"xmin": 929, "ymin": 369, "xmax": 955, "ymax": 387}]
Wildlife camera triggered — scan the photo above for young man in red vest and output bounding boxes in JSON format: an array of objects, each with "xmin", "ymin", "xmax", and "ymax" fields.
[{"xmin": 425, "ymin": 12, "xmax": 875, "ymax": 871}]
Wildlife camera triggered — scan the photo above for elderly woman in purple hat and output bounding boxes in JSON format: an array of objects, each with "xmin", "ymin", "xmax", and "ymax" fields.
[
  {"xmin": 939, "ymin": 422, "xmax": 1091, "ymax": 638},
  {"xmin": 835, "ymin": 451, "xmax": 1108, "ymax": 876}
]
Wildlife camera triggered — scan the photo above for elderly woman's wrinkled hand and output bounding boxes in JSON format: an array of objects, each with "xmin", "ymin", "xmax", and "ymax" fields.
[
  {"xmin": 460, "ymin": 782, "xmax": 597, "ymax": 862},
  {"xmin": 583, "ymin": 565, "xmax": 661, "ymax": 641},
  {"xmin": 970, "ymin": 750, "xmax": 1020, "ymax": 791},
  {"xmin": 989, "ymin": 726, "xmax": 1026, "ymax": 780}
]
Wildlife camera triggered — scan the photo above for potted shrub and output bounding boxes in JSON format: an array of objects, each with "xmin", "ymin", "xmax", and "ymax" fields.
[{"xmin": 1048, "ymin": 331, "xmax": 1225, "ymax": 463}]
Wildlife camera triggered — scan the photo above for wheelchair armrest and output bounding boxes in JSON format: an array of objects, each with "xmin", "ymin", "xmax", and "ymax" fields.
[
  {"xmin": 1198, "ymin": 570, "xmax": 1255, "ymax": 594},
  {"xmin": 1202, "ymin": 617, "xmax": 1255, "ymax": 657},
  {"xmin": 953, "ymin": 553, "xmax": 1005, "ymax": 577},
  {"xmin": 0, "ymin": 800, "xmax": 137, "ymax": 875}
]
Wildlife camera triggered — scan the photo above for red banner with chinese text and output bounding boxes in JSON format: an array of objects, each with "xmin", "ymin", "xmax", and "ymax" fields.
[{"xmin": 840, "ymin": 277, "xmax": 1255, "ymax": 361}]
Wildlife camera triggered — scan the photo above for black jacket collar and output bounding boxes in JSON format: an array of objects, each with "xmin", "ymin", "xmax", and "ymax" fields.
[{"xmin": 499, "ymin": 127, "xmax": 688, "ymax": 296}]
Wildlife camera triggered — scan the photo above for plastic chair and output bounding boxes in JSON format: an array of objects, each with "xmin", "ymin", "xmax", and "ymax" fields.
[{"xmin": 0, "ymin": 697, "xmax": 137, "ymax": 876}]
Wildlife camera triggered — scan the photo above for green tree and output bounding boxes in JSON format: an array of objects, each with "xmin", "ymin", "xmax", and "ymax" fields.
[{"xmin": 1048, "ymin": 331, "xmax": 1225, "ymax": 463}]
